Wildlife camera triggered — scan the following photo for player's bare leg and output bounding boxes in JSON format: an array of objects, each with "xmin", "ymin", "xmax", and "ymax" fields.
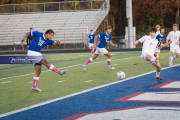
[
  {"xmin": 172, "ymin": 53, "xmax": 180, "ymax": 63},
  {"xmin": 83, "ymin": 54, "xmax": 99, "ymax": 71},
  {"xmin": 146, "ymin": 54, "xmax": 163, "ymax": 80},
  {"xmin": 104, "ymin": 52, "xmax": 115, "ymax": 70},
  {"xmin": 40, "ymin": 58, "xmax": 66, "ymax": 75},
  {"xmin": 31, "ymin": 64, "xmax": 42, "ymax": 92},
  {"xmin": 169, "ymin": 52, "xmax": 175, "ymax": 67}
]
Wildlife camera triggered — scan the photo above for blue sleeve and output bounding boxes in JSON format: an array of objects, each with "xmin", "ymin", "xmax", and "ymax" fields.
[
  {"xmin": 98, "ymin": 32, "xmax": 104, "ymax": 38},
  {"xmin": 89, "ymin": 34, "xmax": 90, "ymax": 38},
  {"xmin": 156, "ymin": 35, "xmax": 159, "ymax": 40},
  {"xmin": 109, "ymin": 35, "xmax": 112, "ymax": 41},
  {"xmin": 49, "ymin": 40, "xmax": 54, "ymax": 45},
  {"xmin": 32, "ymin": 31, "xmax": 40, "ymax": 37}
]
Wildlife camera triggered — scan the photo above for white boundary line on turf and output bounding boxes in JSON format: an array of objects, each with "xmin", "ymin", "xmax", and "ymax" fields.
[
  {"xmin": 0, "ymin": 56, "xmax": 140, "ymax": 81},
  {"xmin": 0, "ymin": 63, "xmax": 179, "ymax": 118}
]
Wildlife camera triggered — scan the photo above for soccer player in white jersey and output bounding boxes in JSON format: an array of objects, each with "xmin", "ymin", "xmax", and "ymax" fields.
[
  {"xmin": 20, "ymin": 29, "xmax": 67, "ymax": 92},
  {"xmin": 155, "ymin": 25, "xmax": 161, "ymax": 37},
  {"xmin": 134, "ymin": 27, "xmax": 169, "ymax": 80},
  {"xmin": 83, "ymin": 26, "xmax": 118, "ymax": 71},
  {"xmin": 88, "ymin": 30, "xmax": 96, "ymax": 55},
  {"xmin": 155, "ymin": 28, "xmax": 165, "ymax": 58},
  {"xmin": 166, "ymin": 24, "xmax": 180, "ymax": 67}
]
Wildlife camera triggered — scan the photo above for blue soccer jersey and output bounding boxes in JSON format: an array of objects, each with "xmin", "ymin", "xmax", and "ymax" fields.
[
  {"xmin": 156, "ymin": 34, "xmax": 165, "ymax": 47},
  {"xmin": 28, "ymin": 31, "xmax": 54, "ymax": 52},
  {"xmin": 89, "ymin": 34, "xmax": 96, "ymax": 43},
  {"xmin": 97, "ymin": 32, "xmax": 112, "ymax": 48}
]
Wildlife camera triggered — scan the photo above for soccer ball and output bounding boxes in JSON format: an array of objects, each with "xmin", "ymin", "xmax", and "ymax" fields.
[{"xmin": 117, "ymin": 71, "xmax": 125, "ymax": 80}]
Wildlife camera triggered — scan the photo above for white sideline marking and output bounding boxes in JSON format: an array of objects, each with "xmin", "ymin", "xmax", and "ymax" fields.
[
  {"xmin": 57, "ymin": 80, "xmax": 65, "ymax": 83},
  {"xmin": 113, "ymin": 64, "xmax": 118, "ymax": 66},
  {"xmin": 0, "ymin": 56, "xmax": 140, "ymax": 81},
  {"xmin": 0, "ymin": 64, "xmax": 180, "ymax": 118},
  {"xmin": 85, "ymin": 80, "xmax": 94, "ymax": 82},
  {"xmin": 1, "ymin": 81, "xmax": 11, "ymax": 84},
  {"xmin": 28, "ymin": 82, "xmax": 32, "ymax": 83}
]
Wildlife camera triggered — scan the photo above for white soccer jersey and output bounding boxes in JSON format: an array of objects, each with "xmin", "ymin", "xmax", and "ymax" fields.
[
  {"xmin": 139, "ymin": 35, "xmax": 158, "ymax": 55},
  {"xmin": 166, "ymin": 31, "xmax": 180, "ymax": 49}
]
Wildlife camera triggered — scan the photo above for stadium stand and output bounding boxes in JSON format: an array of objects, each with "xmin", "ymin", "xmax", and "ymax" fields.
[{"xmin": 0, "ymin": 0, "xmax": 109, "ymax": 46}]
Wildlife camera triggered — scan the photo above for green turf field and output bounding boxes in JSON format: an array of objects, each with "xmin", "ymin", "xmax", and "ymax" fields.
[{"xmin": 0, "ymin": 50, "xmax": 179, "ymax": 114}]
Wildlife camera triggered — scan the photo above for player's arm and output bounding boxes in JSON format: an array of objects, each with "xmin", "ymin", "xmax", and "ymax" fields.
[
  {"xmin": 93, "ymin": 35, "xmax": 99, "ymax": 48},
  {"xmin": 134, "ymin": 40, "xmax": 140, "ymax": 45},
  {"xmin": 53, "ymin": 40, "xmax": 60, "ymax": 46},
  {"xmin": 109, "ymin": 41, "xmax": 118, "ymax": 47},
  {"xmin": 20, "ymin": 32, "xmax": 30, "ymax": 47},
  {"xmin": 160, "ymin": 39, "xmax": 171, "ymax": 47}
]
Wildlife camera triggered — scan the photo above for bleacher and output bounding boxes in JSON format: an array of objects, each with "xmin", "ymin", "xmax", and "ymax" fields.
[{"xmin": 0, "ymin": 1, "xmax": 109, "ymax": 46}]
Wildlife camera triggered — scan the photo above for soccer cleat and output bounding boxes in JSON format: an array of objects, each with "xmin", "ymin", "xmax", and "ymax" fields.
[
  {"xmin": 108, "ymin": 66, "xmax": 115, "ymax": 70},
  {"xmin": 31, "ymin": 87, "xmax": 42, "ymax": 92},
  {"xmin": 60, "ymin": 70, "xmax": 67, "ymax": 75},
  {"xmin": 169, "ymin": 63, "xmax": 173, "ymax": 67},
  {"xmin": 156, "ymin": 76, "xmax": 163, "ymax": 80},
  {"xmin": 83, "ymin": 64, "xmax": 87, "ymax": 71}
]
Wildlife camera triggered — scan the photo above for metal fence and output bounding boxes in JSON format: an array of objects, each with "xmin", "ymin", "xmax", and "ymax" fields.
[
  {"xmin": 0, "ymin": 0, "xmax": 105, "ymax": 14},
  {"xmin": 87, "ymin": 0, "xmax": 109, "ymax": 33}
]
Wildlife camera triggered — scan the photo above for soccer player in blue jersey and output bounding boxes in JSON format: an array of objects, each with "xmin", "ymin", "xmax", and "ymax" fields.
[
  {"xmin": 88, "ymin": 30, "xmax": 96, "ymax": 55},
  {"xmin": 20, "ymin": 29, "xmax": 66, "ymax": 92},
  {"xmin": 83, "ymin": 26, "xmax": 118, "ymax": 71},
  {"xmin": 155, "ymin": 28, "xmax": 165, "ymax": 58}
]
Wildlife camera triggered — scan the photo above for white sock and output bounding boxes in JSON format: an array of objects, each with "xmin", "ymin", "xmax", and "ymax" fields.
[
  {"xmin": 169, "ymin": 56, "xmax": 173, "ymax": 63},
  {"xmin": 173, "ymin": 56, "xmax": 177, "ymax": 60},
  {"xmin": 156, "ymin": 71, "xmax": 160, "ymax": 77}
]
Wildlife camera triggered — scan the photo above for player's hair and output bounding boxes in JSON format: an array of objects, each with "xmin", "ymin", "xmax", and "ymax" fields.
[
  {"xmin": 160, "ymin": 28, "xmax": 165, "ymax": 32},
  {"xmin": 105, "ymin": 26, "xmax": 112, "ymax": 31},
  {"xmin": 173, "ymin": 24, "xmax": 178, "ymax": 27},
  {"xmin": 45, "ymin": 29, "xmax": 55, "ymax": 34},
  {"xmin": 155, "ymin": 25, "xmax": 160, "ymax": 28},
  {"xmin": 149, "ymin": 27, "xmax": 156, "ymax": 33},
  {"xmin": 30, "ymin": 27, "xmax": 33, "ymax": 30},
  {"xmin": 90, "ymin": 30, "xmax": 93, "ymax": 31}
]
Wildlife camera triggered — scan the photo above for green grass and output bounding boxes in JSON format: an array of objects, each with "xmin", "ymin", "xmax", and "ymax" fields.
[{"xmin": 0, "ymin": 50, "xmax": 179, "ymax": 114}]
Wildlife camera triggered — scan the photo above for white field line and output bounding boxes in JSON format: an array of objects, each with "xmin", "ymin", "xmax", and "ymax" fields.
[
  {"xmin": 57, "ymin": 80, "xmax": 66, "ymax": 83},
  {"xmin": 0, "ymin": 63, "xmax": 179, "ymax": 118},
  {"xmin": 85, "ymin": 80, "xmax": 94, "ymax": 82},
  {"xmin": 0, "ymin": 56, "xmax": 140, "ymax": 81},
  {"xmin": 1, "ymin": 81, "xmax": 11, "ymax": 84}
]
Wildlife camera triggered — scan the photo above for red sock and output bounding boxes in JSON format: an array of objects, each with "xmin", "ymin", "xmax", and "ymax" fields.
[
  {"xmin": 32, "ymin": 77, "xmax": 39, "ymax": 88},
  {"xmin": 107, "ymin": 59, "xmax": 111, "ymax": 66},
  {"xmin": 90, "ymin": 49, "xmax": 92, "ymax": 53},
  {"xmin": 86, "ymin": 58, "xmax": 93, "ymax": 66},
  {"xmin": 49, "ymin": 65, "xmax": 60, "ymax": 74}
]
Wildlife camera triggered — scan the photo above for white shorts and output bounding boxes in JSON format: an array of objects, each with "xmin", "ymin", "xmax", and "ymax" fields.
[
  {"xmin": 141, "ymin": 53, "xmax": 156, "ymax": 61},
  {"xmin": 155, "ymin": 48, "xmax": 160, "ymax": 53},
  {"xmin": 170, "ymin": 48, "xmax": 180, "ymax": 53},
  {"xmin": 95, "ymin": 48, "xmax": 108, "ymax": 55},
  {"xmin": 89, "ymin": 43, "xmax": 94, "ymax": 49},
  {"xmin": 27, "ymin": 50, "xmax": 43, "ymax": 64}
]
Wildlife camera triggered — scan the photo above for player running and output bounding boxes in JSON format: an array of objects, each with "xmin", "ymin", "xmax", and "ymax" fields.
[
  {"xmin": 155, "ymin": 28, "xmax": 165, "ymax": 58},
  {"xmin": 134, "ymin": 27, "xmax": 169, "ymax": 80},
  {"xmin": 88, "ymin": 30, "xmax": 96, "ymax": 55},
  {"xmin": 83, "ymin": 26, "xmax": 118, "ymax": 71},
  {"xmin": 20, "ymin": 29, "xmax": 67, "ymax": 92},
  {"xmin": 166, "ymin": 24, "xmax": 180, "ymax": 67}
]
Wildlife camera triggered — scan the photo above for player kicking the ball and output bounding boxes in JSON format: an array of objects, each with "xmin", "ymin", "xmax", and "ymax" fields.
[
  {"xmin": 166, "ymin": 24, "xmax": 180, "ymax": 67},
  {"xmin": 20, "ymin": 29, "xmax": 67, "ymax": 92},
  {"xmin": 134, "ymin": 27, "xmax": 169, "ymax": 80},
  {"xmin": 83, "ymin": 26, "xmax": 118, "ymax": 71}
]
